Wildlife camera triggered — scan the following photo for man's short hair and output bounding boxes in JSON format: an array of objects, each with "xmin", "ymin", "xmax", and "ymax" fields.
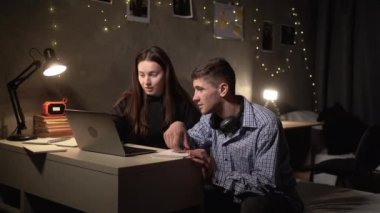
[{"xmin": 191, "ymin": 58, "xmax": 236, "ymax": 94}]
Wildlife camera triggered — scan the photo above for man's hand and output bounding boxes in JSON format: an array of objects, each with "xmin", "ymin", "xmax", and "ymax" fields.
[
  {"xmin": 164, "ymin": 121, "xmax": 189, "ymax": 151},
  {"xmin": 188, "ymin": 149, "xmax": 214, "ymax": 180}
]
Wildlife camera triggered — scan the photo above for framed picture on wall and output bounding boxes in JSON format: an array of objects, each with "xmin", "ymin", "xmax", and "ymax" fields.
[
  {"xmin": 92, "ymin": 0, "xmax": 112, "ymax": 4},
  {"xmin": 213, "ymin": 2, "xmax": 243, "ymax": 40},
  {"xmin": 173, "ymin": 0, "xmax": 193, "ymax": 18},
  {"xmin": 261, "ymin": 21, "xmax": 273, "ymax": 51},
  {"xmin": 281, "ymin": 25, "xmax": 295, "ymax": 45},
  {"xmin": 126, "ymin": 0, "xmax": 150, "ymax": 23}
]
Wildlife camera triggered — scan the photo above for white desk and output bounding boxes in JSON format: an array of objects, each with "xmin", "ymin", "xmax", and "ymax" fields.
[
  {"xmin": 0, "ymin": 140, "xmax": 203, "ymax": 212},
  {"xmin": 282, "ymin": 120, "xmax": 323, "ymax": 129}
]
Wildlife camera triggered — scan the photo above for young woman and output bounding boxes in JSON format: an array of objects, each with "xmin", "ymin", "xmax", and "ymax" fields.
[{"xmin": 113, "ymin": 46, "xmax": 200, "ymax": 148}]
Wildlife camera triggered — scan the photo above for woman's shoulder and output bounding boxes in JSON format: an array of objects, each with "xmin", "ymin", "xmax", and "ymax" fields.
[
  {"xmin": 174, "ymin": 95, "xmax": 201, "ymax": 127},
  {"xmin": 113, "ymin": 91, "xmax": 132, "ymax": 115}
]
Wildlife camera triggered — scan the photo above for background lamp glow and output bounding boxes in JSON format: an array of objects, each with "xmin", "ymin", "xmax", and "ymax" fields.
[{"xmin": 263, "ymin": 89, "xmax": 278, "ymax": 101}]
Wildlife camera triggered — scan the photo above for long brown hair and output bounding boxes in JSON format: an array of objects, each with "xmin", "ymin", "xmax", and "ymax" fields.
[{"xmin": 116, "ymin": 46, "xmax": 193, "ymax": 136}]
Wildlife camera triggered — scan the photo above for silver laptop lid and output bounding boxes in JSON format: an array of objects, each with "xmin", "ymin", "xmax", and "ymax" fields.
[{"xmin": 66, "ymin": 109, "xmax": 126, "ymax": 156}]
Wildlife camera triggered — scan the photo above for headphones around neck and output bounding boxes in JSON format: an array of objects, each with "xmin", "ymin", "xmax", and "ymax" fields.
[{"xmin": 209, "ymin": 100, "xmax": 244, "ymax": 134}]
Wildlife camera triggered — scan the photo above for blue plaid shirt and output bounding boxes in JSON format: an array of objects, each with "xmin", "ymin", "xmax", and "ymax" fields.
[{"xmin": 188, "ymin": 97, "xmax": 296, "ymax": 197}]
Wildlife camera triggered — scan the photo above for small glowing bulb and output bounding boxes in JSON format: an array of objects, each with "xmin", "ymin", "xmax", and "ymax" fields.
[
  {"xmin": 104, "ymin": 18, "xmax": 107, "ymax": 22},
  {"xmin": 51, "ymin": 40, "xmax": 57, "ymax": 46},
  {"xmin": 255, "ymin": 8, "xmax": 259, "ymax": 12},
  {"xmin": 312, "ymin": 83, "xmax": 315, "ymax": 86},
  {"xmin": 264, "ymin": 67, "xmax": 268, "ymax": 71},
  {"xmin": 203, "ymin": 6, "xmax": 207, "ymax": 10},
  {"xmin": 309, "ymin": 74, "xmax": 313, "ymax": 78},
  {"xmin": 256, "ymin": 55, "xmax": 260, "ymax": 59},
  {"xmin": 261, "ymin": 63, "xmax": 265, "ymax": 67},
  {"xmin": 234, "ymin": 19, "xmax": 238, "ymax": 22},
  {"xmin": 49, "ymin": 7, "xmax": 55, "ymax": 13},
  {"xmin": 87, "ymin": 5, "xmax": 91, "ymax": 8},
  {"xmin": 103, "ymin": 26, "xmax": 109, "ymax": 32},
  {"xmin": 214, "ymin": 20, "xmax": 219, "ymax": 23},
  {"xmin": 253, "ymin": 19, "xmax": 257, "ymax": 23},
  {"xmin": 233, "ymin": 10, "xmax": 236, "ymax": 14}
]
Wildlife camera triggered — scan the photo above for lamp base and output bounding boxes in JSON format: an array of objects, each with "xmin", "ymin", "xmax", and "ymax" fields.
[{"xmin": 7, "ymin": 134, "xmax": 37, "ymax": 141}]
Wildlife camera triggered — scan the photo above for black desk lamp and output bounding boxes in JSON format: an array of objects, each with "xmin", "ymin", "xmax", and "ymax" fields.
[{"xmin": 7, "ymin": 48, "xmax": 67, "ymax": 141}]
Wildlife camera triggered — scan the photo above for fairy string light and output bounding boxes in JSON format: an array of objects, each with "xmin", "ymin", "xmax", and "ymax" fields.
[
  {"xmin": 290, "ymin": 7, "xmax": 319, "ymax": 112},
  {"xmin": 49, "ymin": 1, "xmax": 58, "ymax": 47},
  {"xmin": 202, "ymin": 1, "xmax": 211, "ymax": 25},
  {"xmin": 251, "ymin": 6, "xmax": 318, "ymax": 111}
]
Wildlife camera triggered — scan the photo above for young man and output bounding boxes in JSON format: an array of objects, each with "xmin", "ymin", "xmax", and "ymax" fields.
[{"xmin": 164, "ymin": 58, "xmax": 303, "ymax": 213}]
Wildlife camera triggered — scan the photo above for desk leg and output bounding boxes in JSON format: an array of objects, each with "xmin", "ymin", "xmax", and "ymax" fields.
[{"xmin": 284, "ymin": 128, "xmax": 311, "ymax": 170}]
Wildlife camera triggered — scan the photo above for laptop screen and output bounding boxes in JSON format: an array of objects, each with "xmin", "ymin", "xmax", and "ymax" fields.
[{"xmin": 66, "ymin": 109, "xmax": 156, "ymax": 156}]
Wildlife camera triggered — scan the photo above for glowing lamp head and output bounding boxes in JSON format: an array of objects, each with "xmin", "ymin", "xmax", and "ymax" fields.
[
  {"xmin": 263, "ymin": 89, "xmax": 278, "ymax": 101},
  {"xmin": 43, "ymin": 64, "xmax": 67, "ymax": 76},
  {"xmin": 42, "ymin": 48, "xmax": 67, "ymax": 76}
]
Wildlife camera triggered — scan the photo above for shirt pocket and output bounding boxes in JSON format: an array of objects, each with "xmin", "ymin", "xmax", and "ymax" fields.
[{"xmin": 231, "ymin": 146, "xmax": 253, "ymax": 173}]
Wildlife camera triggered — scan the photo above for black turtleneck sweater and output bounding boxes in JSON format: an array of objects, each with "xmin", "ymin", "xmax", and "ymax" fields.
[{"xmin": 113, "ymin": 95, "xmax": 200, "ymax": 148}]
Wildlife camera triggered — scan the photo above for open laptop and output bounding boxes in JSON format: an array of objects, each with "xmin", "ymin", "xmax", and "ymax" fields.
[{"xmin": 65, "ymin": 109, "xmax": 156, "ymax": 157}]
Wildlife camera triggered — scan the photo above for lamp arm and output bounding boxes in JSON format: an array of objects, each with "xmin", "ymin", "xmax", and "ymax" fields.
[
  {"xmin": 8, "ymin": 60, "xmax": 41, "ymax": 88},
  {"xmin": 7, "ymin": 85, "xmax": 25, "ymax": 134},
  {"xmin": 7, "ymin": 60, "xmax": 41, "ymax": 135}
]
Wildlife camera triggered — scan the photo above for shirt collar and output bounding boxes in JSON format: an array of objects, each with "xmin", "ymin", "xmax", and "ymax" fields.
[{"xmin": 240, "ymin": 96, "xmax": 257, "ymax": 129}]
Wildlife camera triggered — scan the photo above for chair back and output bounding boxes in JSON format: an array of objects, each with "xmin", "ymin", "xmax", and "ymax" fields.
[{"xmin": 355, "ymin": 124, "xmax": 380, "ymax": 171}]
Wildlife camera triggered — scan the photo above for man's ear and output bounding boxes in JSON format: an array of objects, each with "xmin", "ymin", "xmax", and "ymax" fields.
[{"xmin": 218, "ymin": 82, "xmax": 229, "ymax": 97}]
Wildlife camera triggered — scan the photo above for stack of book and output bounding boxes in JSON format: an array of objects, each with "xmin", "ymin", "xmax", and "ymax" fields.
[{"xmin": 33, "ymin": 114, "xmax": 72, "ymax": 138}]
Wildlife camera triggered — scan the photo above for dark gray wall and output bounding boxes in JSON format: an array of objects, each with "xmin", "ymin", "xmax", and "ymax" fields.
[{"xmin": 0, "ymin": 0, "xmax": 316, "ymax": 138}]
